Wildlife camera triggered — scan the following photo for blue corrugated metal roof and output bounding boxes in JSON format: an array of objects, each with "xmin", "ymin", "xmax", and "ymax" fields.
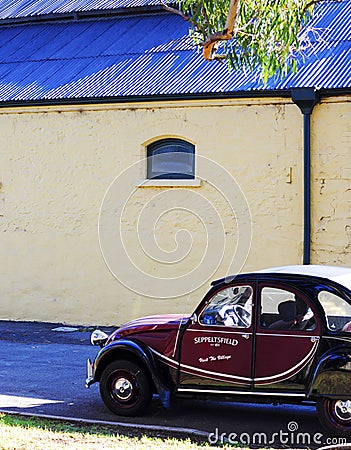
[
  {"xmin": 0, "ymin": 1, "xmax": 349, "ymax": 103},
  {"xmin": 0, "ymin": 0, "xmax": 161, "ymax": 19}
]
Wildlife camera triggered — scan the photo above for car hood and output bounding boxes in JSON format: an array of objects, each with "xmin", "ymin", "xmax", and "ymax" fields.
[{"xmin": 106, "ymin": 314, "xmax": 190, "ymax": 343}]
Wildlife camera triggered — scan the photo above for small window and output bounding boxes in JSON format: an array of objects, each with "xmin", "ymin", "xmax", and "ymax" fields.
[
  {"xmin": 199, "ymin": 285, "xmax": 253, "ymax": 328},
  {"xmin": 260, "ymin": 287, "xmax": 315, "ymax": 331},
  {"xmin": 147, "ymin": 139, "xmax": 195, "ymax": 179},
  {"xmin": 318, "ymin": 290, "xmax": 351, "ymax": 332}
]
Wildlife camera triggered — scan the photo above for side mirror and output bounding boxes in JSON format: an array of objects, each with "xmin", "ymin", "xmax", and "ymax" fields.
[{"xmin": 191, "ymin": 313, "xmax": 197, "ymax": 325}]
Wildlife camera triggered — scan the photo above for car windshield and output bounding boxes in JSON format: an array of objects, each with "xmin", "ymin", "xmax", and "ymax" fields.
[{"xmin": 318, "ymin": 290, "xmax": 351, "ymax": 332}]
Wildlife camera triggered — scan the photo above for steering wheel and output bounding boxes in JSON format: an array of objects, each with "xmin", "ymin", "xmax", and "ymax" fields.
[{"xmin": 232, "ymin": 305, "xmax": 251, "ymax": 327}]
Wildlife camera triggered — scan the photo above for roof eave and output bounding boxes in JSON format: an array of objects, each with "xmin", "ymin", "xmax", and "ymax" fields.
[
  {"xmin": 0, "ymin": 4, "xmax": 166, "ymax": 27},
  {"xmin": 0, "ymin": 87, "xmax": 349, "ymax": 109}
]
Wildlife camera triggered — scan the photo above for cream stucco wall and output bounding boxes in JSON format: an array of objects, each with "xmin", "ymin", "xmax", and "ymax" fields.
[
  {"xmin": 311, "ymin": 99, "xmax": 351, "ymax": 265},
  {"xmin": 0, "ymin": 96, "xmax": 349, "ymax": 325}
]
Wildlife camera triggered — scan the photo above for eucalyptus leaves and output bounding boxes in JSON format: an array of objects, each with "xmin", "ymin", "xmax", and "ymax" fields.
[{"xmin": 168, "ymin": 0, "xmax": 320, "ymax": 82}]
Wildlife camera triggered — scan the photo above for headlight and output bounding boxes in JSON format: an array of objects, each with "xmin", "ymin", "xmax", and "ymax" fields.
[{"xmin": 91, "ymin": 329, "xmax": 108, "ymax": 347}]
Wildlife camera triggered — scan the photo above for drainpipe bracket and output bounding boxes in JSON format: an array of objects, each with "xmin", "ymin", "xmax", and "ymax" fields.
[{"xmin": 291, "ymin": 88, "xmax": 320, "ymax": 115}]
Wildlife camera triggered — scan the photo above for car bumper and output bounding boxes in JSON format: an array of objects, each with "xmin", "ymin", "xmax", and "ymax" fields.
[{"xmin": 85, "ymin": 358, "xmax": 95, "ymax": 388}]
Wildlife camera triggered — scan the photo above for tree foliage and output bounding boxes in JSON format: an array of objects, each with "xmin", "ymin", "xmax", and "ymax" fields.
[{"xmin": 165, "ymin": 0, "xmax": 321, "ymax": 82}]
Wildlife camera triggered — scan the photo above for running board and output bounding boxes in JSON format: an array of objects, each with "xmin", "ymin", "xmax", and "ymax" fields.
[{"xmin": 177, "ymin": 388, "xmax": 306, "ymax": 397}]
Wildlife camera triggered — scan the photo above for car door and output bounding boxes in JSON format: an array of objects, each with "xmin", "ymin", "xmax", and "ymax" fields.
[
  {"xmin": 178, "ymin": 284, "xmax": 255, "ymax": 388},
  {"xmin": 254, "ymin": 282, "xmax": 321, "ymax": 390}
]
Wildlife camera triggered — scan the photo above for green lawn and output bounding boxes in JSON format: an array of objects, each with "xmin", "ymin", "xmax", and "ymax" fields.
[{"xmin": 0, "ymin": 414, "xmax": 244, "ymax": 449}]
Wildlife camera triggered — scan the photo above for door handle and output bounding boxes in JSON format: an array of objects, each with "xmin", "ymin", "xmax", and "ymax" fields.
[{"xmin": 242, "ymin": 333, "xmax": 250, "ymax": 340}]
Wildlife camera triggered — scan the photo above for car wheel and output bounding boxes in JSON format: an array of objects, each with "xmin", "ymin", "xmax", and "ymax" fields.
[
  {"xmin": 99, "ymin": 360, "xmax": 152, "ymax": 416},
  {"xmin": 316, "ymin": 398, "xmax": 351, "ymax": 436}
]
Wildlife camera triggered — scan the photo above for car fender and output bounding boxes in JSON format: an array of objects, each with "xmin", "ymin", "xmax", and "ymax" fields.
[
  {"xmin": 308, "ymin": 345, "xmax": 351, "ymax": 399},
  {"xmin": 92, "ymin": 338, "xmax": 172, "ymax": 408}
]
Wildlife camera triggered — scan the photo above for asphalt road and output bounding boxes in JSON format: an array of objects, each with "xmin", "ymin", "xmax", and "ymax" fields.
[{"xmin": 0, "ymin": 322, "xmax": 347, "ymax": 449}]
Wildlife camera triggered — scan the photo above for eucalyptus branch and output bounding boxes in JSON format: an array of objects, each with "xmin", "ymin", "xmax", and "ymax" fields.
[
  {"xmin": 203, "ymin": 0, "xmax": 240, "ymax": 60},
  {"xmin": 170, "ymin": 0, "xmax": 325, "ymax": 81},
  {"xmin": 162, "ymin": 2, "xmax": 206, "ymax": 38},
  {"xmin": 161, "ymin": 3, "xmax": 194, "ymax": 24},
  {"xmin": 303, "ymin": 0, "xmax": 324, "ymax": 12},
  {"xmin": 235, "ymin": 30, "xmax": 255, "ymax": 38}
]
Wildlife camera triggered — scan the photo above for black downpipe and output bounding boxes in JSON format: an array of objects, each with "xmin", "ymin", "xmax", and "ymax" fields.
[
  {"xmin": 291, "ymin": 88, "xmax": 319, "ymax": 265},
  {"xmin": 303, "ymin": 113, "xmax": 312, "ymax": 265}
]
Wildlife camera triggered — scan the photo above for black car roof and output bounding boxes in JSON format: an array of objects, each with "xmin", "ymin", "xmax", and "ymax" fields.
[{"xmin": 212, "ymin": 265, "xmax": 351, "ymax": 292}]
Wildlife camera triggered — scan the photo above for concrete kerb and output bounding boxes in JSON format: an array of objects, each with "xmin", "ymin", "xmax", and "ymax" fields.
[{"xmin": 0, "ymin": 320, "xmax": 114, "ymax": 346}]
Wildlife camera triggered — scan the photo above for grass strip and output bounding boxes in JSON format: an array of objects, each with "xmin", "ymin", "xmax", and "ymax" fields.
[{"xmin": 0, "ymin": 413, "xmax": 245, "ymax": 449}]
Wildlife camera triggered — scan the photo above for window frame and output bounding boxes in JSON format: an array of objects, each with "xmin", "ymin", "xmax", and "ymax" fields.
[
  {"xmin": 198, "ymin": 284, "xmax": 254, "ymax": 329},
  {"xmin": 146, "ymin": 138, "xmax": 195, "ymax": 180},
  {"xmin": 317, "ymin": 289, "xmax": 351, "ymax": 332},
  {"xmin": 258, "ymin": 283, "xmax": 318, "ymax": 333}
]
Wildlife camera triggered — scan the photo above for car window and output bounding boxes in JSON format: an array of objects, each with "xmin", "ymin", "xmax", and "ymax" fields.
[
  {"xmin": 318, "ymin": 291, "xmax": 351, "ymax": 332},
  {"xmin": 260, "ymin": 287, "xmax": 316, "ymax": 331},
  {"xmin": 199, "ymin": 285, "xmax": 253, "ymax": 328}
]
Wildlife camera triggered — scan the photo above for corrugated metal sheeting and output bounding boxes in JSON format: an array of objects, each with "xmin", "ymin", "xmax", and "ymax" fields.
[
  {"xmin": 0, "ymin": 0, "xmax": 160, "ymax": 19},
  {"xmin": 0, "ymin": 0, "xmax": 349, "ymax": 103}
]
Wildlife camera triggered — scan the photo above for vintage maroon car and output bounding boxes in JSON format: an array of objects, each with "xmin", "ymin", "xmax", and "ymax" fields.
[{"xmin": 86, "ymin": 265, "xmax": 351, "ymax": 435}]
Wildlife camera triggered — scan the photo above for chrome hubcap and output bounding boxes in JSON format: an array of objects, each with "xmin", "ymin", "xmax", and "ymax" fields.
[
  {"xmin": 113, "ymin": 377, "xmax": 133, "ymax": 401},
  {"xmin": 334, "ymin": 400, "xmax": 351, "ymax": 422}
]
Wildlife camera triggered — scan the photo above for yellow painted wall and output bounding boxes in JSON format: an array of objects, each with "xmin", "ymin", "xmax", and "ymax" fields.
[
  {"xmin": 0, "ymin": 96, "xmax": 349, "ymax": 325},
  {"xmin": 312, "ymin": 99, "xmax": 351, "ymax": 265}
]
